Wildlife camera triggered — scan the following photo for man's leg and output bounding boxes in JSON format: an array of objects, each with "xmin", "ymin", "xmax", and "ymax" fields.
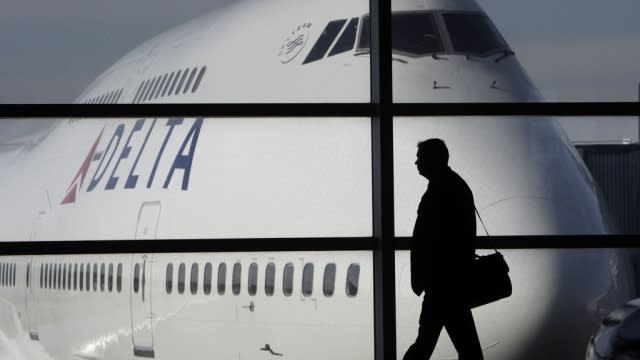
[
  {"xmin": 444, "ymin": 306, "xmax": 483, "ymax": 360},
  {"xmin": 402, "ymin": 296, "xmax": 444, "ymax": 360}
]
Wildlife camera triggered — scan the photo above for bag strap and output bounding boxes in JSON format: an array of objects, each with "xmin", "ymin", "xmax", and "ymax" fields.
[{"xmin": 474, "ymin": 206, "xmax": 499, "ymax": 254}]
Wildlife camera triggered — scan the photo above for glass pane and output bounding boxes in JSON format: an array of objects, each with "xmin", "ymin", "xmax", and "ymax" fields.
[
  {"xmin": 395, "ymin": 248, "xmax": 637, "ymax": 359},
  {"xmin": 166, "ymin": 263, "xmax": 173, "ymax": 294},
  {"xmin": 79, "ymin": 264, "xmax": 84, "ymax": 291},
  {"xmin": 73, "ymin": 263, "xmax": 78, "ymax": 290},
  {"xmin": 178, "ymin": 263, "xmax": 185, "ymax": 294},
  {"xmin": 190, "ymin": 263, "xmax": 199, "ymax": 295},
  {"xmin": 217, "ymin": 263, "xmax": 226, "ymax": 295},
  {"xmin": 302, "ymin": 263, "xmax": 314, "ymax": 297},
  {"xmin": 100, "ymin": 263, "xmax": 105, "ymax": 292},
  {"xmin": 0, "ymin": 117, "xmax": 370, "ymax": 241},
  {"xmin": 248, "ymin": 263, "xmax": 258, "ymax": 296},
  {"xmin": 283, "ymin": 262, "xmax": 294, "ymax": 296},
  {"xmin": 346, "ymin": 263, "xmax": 360, "ymax": 297},
  {"xmin": 117, "ymin": 263, "xmax": 123, "ymax": 292},
  {"xmin": 108, "ymin": 263, "xmax": 113, "ymax": 292},
  {"xmin": 85, "ymin": 263, "xmax": 90, "ymax": 291},
  {"xmin": 232, "ymin": 263, "xmax": 241, "ymax": 295},
  {"xmin": 265, "ymin": 262, "xmax": 275, "ymax": 296},
  {"xmin": 393, "ymin": 116, "xmax": 638, "ymax": 236},
  {"xmin": 133, "ymin": 263, "xmax": 140, "ymax": 293},
  {"xmin": 442, "ymin": 13, "xmax": 508, "ymax": 55},
  {"xmin": 203, "ymin": 262, "xmax": 212, "ymax": 295},
  {"xmin": 323, "ymin": 263, "xmax": 336, "ymax": 296}
]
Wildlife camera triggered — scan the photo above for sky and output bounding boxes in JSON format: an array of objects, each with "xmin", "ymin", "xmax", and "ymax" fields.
[{"xmin": 0, "ymin": 0, "xmax": 639, "ymax": 140}]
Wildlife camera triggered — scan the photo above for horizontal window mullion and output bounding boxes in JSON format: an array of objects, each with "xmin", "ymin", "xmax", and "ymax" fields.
[
  {"xmin": 3, "ymin": 235, "xmax": 639, "ymax": 255},
  {"xmin": 0, "ymin": 103, "xmax": 376, "ymax": 119},
  {"xmin": 2, "ymin": 102, "xmax": 639, "ymax": 119},
  {"xmin": 395, "ymin": 235, "xmax": 640, "ymax": 249},
  {"xmin": 0, "ymin": 237, "xmax": 375, "ymax": 255},
  {"xmin": 393, "ymin": 102, "xmax": 640, "ymax": 117}
]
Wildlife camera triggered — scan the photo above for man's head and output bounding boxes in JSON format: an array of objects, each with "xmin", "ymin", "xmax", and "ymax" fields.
[{"xmin": 415, "ymin": 138, "xmax": 449, "ymax": 180}]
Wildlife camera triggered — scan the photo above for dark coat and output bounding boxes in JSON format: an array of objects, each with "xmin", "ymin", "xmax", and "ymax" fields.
[{"xmin": 411, "ymin": 167, "xmax": 476, "ymax": 296}]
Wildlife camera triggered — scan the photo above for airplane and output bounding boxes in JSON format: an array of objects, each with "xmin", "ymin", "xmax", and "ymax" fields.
[{"xmin": 0, "ymin": 0, "xmax": 637, "ymax": 358}]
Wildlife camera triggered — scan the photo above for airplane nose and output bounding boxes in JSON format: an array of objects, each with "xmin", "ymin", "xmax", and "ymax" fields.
[{"xmin": 479, "ymin": 196, "xmax": 602, "ymax": 235}]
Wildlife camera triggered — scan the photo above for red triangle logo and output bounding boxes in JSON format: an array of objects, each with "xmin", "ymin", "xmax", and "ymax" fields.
[{"xmin": 61, "ymin": 128, "xmax": 104, "ymax": 205}]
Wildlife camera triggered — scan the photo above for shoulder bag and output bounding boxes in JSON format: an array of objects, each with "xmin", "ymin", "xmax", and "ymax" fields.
[{"xmin": 469, "ymin": 208, "xmax": 512, "ymax": 308}]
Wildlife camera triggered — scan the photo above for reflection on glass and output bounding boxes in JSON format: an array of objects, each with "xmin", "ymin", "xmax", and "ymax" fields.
[
  {"xmin": 395, "ymin": 248, "xmax": 636, "ymax": 359},
  {"xmin": 0, "ymin": 118, "xmax": 371, "ymax": 241},
  {"xmin": 393, "ymin": 116, "xmax": 626, "ymax": 236}
]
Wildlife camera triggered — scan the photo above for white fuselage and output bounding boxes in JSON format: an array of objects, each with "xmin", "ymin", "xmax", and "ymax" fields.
[{"xmin": 0, "ymin": 0, "xmax": 636, "ymax": 359}]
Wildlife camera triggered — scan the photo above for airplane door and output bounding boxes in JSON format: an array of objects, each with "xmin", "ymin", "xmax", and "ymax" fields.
[
  {"xmin": 131, "ymin": 202, "xmax": 160, "ymax": 358},
  {"xmin": 24, "ymin": 257, "xmax": 38, "ymax": 340},
  {"xmin": 131, "ymin": 254, "xmax": 154, "ymax": 358}
]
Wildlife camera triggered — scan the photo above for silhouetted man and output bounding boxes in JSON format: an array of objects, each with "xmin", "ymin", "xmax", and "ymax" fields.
[{"xmin": 403, "ymin": 138, "xmax": 483, "ymax": 360}]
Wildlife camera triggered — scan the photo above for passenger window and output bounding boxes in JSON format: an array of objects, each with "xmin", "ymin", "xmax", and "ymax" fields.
[
  {"xmin": 346, "ymin": 263, "xmax": 360, "ymax": 297},
  {"xmin": 178, "ymin": 263, "xmax": 185, "ymax": 294},
  {"xmin": 134, "ymin": 80, "xmax": 147, "ymax": 103},
  {"xmin": 155, "ymin": 74, "xmax": 168, "ymax": 99},
  {"xmin": 115, "ymin": 89, "xmax": 123, "ymax": 103},
  {"xmin": 183, "ymin": 68, "xmax": 198, "ymax": 94},
  {"xmin": 265, "ymin": 263, "xmax": 275, "ymax": 296},
  {"xmin": 329, "ymin": 17, "xmax": 359, "ymax": 56},
  {"xmin": 162, "ymin": 72, "xmax": 175, "ymax": 97},
  {"xmin": 106, "ymin": 91, "xmax": 114, "ymax": 104},
  {"xmin": 68, "ymin": 263, "xmax": 72, "ymax": 289},
  {"xmin": 133, "ymin": 263, "xmax": 140, "ymax": 293},
  {"xmin": 283, "ymin": 263, "xmax": 294, "ymax": 296},
  {"xmin": 168, "ymin": 70, "xmax": 181, "ymax": 95},
  {"xmin": 248, "ymin": 263, "xmax": 258, "ymax": 296},
  {"xmin": 217, "ymin": 263, "xmax": 226, "ymax": 295},
  {"xmin": 190, "ymin": 263, "xmax": 199, "ymax": 295},
  {"xmin": 166, "ymin": 263, "xmax": 173, "ymax": 294},
  {"xmin": 63, "ymin": 263, "xmax": 67, "ymax": 290},
  {"xmin": 140, "ymin": 79, "xmax": 152, "ymax": 103},
  {"xmin": 79, "ymin": 263, "xmax": 84, "ymax": 290},
  {"xmin": 73, "ymin": 263, "xmax": 78, "ymax": 290},
  {"xmin": 304, "ymin": 20, "xmax": 347, "ymax": 64},
  {"xmin": 145, "ymin": 77, "xmax": 158, "ymax": 102},
  {"xmin": 323, "ymin": 263, "xmax": 336, "ymax": 296},
  {"xmin": 50, "ymin": 263, "xmax": 54, "ymax": 289},
  {"xmin": 302, "ymin": 263, "xmax": 314, "ymax": 297},
  {"xmin": 175, "ymin": 68, "xmax": 189, "ymax": 95},
  {"xmin": 100, "ymin": 263, "xmax": 105, "ymax": 292},
  {"xmin": 203, "ymin": 262, "xmax": 212, "ymax": 295},
  {"xmin": 58, "ymin": 263, "xmax": 62, "ymax": 289},
  {"xmin": 117, "ymin": 263, "xmax": 123, "ymax": 292},
  {"xmin": 232, "ymin": 262, "xmax": 241, "ymax": 295},
  {"xmin": 192, "ymin": 67, "xmax": 206, "ymax": 92},
  {"xmin": 93, "ymin": 263, "xmax": 98, "ymax": 291},
  {"xmin": 86, "ymin": 263, "xmax": 91, "ymax": 291},
  {"xmin": 53, "ymin": 264, "xmax": 57, "ymax": 289},
  {"xmin": 108, "ymin": 263, "xmax": 114, "ymax": 292}
]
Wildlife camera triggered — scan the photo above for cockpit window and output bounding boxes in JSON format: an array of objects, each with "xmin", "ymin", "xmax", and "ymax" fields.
[
  {"xmin": 328, "ymin": 17, "xmax": 359, "ymax": 57},
  {"xmin": 442, "ymin": 13, "xmax": 508, "ymax": 55},
  {"xmin": 357, "ymin": 12, "xmax": 444, "ymax": 56},
  {"xmin": 303, "ymin": 19, "xmax": 347, "ymax": 64}
]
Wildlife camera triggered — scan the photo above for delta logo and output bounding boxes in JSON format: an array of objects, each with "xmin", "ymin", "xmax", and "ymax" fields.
[{"xmin": 61, "ymin": 118, "xmax": 203, "ymax": 204}]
